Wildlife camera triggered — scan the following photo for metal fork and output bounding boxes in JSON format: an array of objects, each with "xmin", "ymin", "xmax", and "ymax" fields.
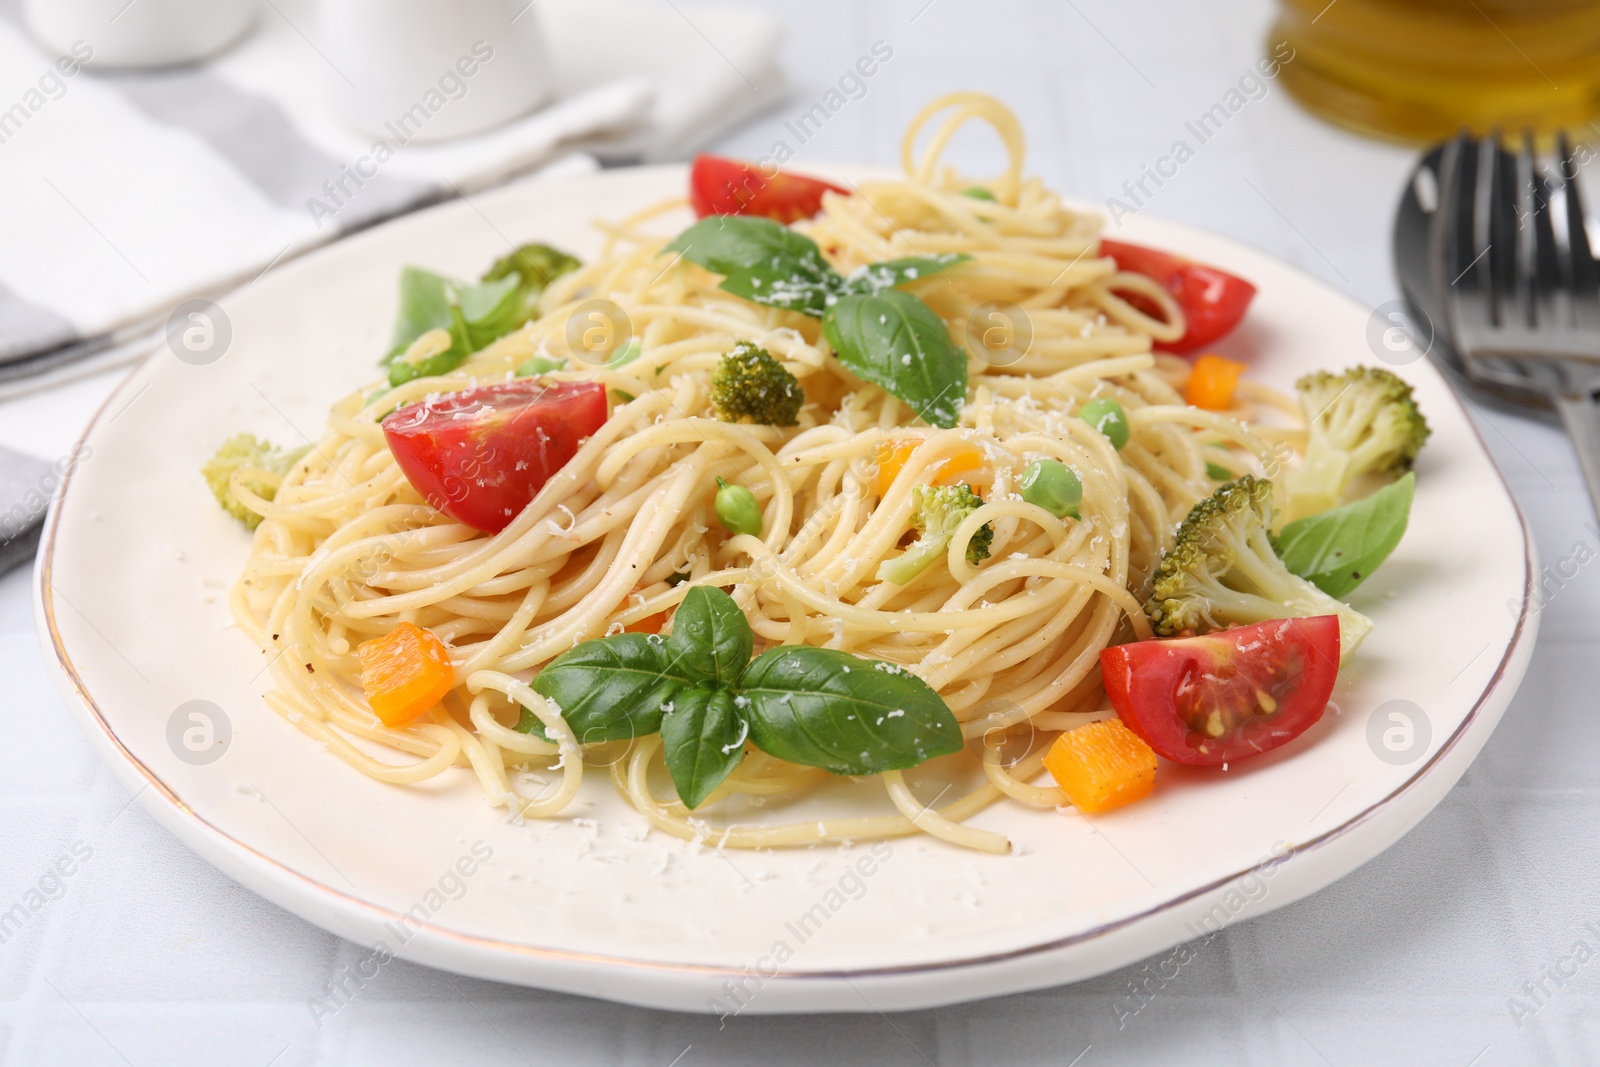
[{"xmin": 1439, "ymin": 131, "xmax": 1600, "ymax": 520}]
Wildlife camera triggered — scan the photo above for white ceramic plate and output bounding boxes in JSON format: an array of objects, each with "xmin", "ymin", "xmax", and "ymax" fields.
[{"xmin": 36, "ymin": 165, "xmax": 1536, "ymax": 1014}]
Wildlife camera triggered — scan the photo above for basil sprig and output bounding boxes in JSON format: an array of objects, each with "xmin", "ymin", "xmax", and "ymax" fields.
[
  {"xmin": 518, "ymin": 586, "xmax": 963, "ymax": 808},
  {"xmin": 665, "ymin": 217, "xmax": 971, "ymax": 428},
  {"xmin": 1275, "ymin": 472, "xmax": 1414, "ymax": 597}
]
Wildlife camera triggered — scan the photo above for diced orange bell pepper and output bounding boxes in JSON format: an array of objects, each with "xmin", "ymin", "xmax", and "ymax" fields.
[
  {"xmin": 875, "ymin": 438, "xmax": 984, "ymax": 497},
  {"xmin": 625, "ymin": 611, "xmax": 669, "ymax": 634},
  {"xmin": 1044, "ymin": 718, "xmax": 1158, "ymax": 814},
  {"xmin": 1184, "ymin": 353, "xmax": 1247, "ymax": 411},
  {"xmin": 876, "ymin": 439, "xmax": 918, "ymax": 496},
  {"xmin": 357, "ymin": 622, "xmax": 455, "ymax": 727}
]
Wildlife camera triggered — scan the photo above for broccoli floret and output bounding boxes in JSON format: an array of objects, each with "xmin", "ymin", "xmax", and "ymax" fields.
[
  {"xmin": 708, "ymin": 342, "xmax": 804, "ymax": 426},
  {"xmin": 877, "ymin": 483, "xmax": 994, "ymax": 585},
  {"xmin": 201, "ymin": 434, "xmax": 307, "ymax": 530},
  {"xmin": 1145, "ymin": 475, "xmax": 1372, "ymax": 663},
  {"xmin": 1287, "ymin": 366, "xmax": 1430, "ymax": 520}
]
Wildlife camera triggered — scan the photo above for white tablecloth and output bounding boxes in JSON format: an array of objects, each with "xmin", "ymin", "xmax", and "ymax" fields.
[{"xmin": 3, "ymin": 1, "xmax": 1598, "ymax": 1064}]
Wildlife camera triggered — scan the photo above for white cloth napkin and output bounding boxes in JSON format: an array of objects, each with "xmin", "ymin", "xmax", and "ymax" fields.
[{"xmin": 0, "ymin": 0, "xmax": 785, "ymax": 397}]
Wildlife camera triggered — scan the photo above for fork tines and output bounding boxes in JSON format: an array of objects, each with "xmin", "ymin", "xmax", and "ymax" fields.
[{"xmin": 1440, "ymin": 129, "xmax": 1600, "ymax": 356}]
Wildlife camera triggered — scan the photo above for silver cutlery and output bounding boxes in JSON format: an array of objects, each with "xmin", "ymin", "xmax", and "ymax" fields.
[
  {"xmin": 1431, "ymin": 132, "xmax": 1600, "ymax": 519},
  {"xmin": 1393, "ymin": 144, "xmax": 1556, "ymax": 421}
]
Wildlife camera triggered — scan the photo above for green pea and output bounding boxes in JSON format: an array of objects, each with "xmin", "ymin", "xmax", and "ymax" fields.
[
  {"xmin": 606, "ymin": 338, "xmax": 642, "ymax": 369},
  {"xmin": 962, "ymin": 186, "xmax": 996, "ymax": 201},
  {"xmin": 714, "ymin": 477, "xmax": 762, "ymax": 537},
  {"xmin": 515, "ymin": 355, "xmax": 566, "ymax": 376},
  {"xmin": 1079, "ymin": 396, "xmax": 1130, "ymax": 450},
  {"xmin": 1018, "ymin": 459, "xmax": 1081, "ymax": 518}
]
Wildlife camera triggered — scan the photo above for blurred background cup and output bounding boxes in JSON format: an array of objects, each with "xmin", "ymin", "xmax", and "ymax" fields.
[
  {"xmin": 318, "ymin": 0, "xmax": 553, "ymax": 143},
  {"xmin": 1273, "ymin": 0, "xmax": 1600, "ymax": 143},
  {"xmin": 23, "ymin": 0, "xmax": 260, "ymax": 68}
]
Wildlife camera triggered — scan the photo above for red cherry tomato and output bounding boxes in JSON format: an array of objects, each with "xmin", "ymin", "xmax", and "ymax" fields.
[
  {"xmin": 689, "ymin": 155, "xmax": 848, "ymax": 223},
  {"xmin": 1098, "ymin": 616, "xmax": 1339, "ymax": 766},
  {"xmin": 1099, "ymin": 239, "xmax": 1257, "ymax": 355},
  {"xmin": 382, "ymin": 380, "xmax": 607, "ymax": 533}
]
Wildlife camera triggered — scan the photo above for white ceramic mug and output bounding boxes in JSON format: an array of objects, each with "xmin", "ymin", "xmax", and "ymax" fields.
[
  {"xmin": 23, "ymin": 0, "xmax": 259, "ymax": 69},
  {"xmin": 318, "ymin": 0, "xmax": 552, "ymax": 144}
]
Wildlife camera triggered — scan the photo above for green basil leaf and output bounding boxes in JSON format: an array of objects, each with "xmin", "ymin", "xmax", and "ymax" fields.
[
  {"xmin": 389, "ymin": 246, "xmax": 582, "ymax": 372},
  {"xmin": 458, "ymin": 274, "xmax": 524, "ymax": 350},
  {"xmin": 822, "ymin": 290, "xmax": 967, "ymax": 429},
  {"xmin": 665, "ymin": 216, "xmax": 829, "ymax": 276},
  {"xmin": 1275, "ymin": 472, "xmax": 1414, "ymax": 597},
  {"xmin": 386, "ymin": 267, "xmax": 458, "ymax": 362},
  {"xmin": 1205, "ymin": 461, "xmax": 1234, "ymax": 481},
  {"xmin": 660, "ymin": 688, "xmax": 747, "ymax": 809},
  {"xmin": 524, "ymin": 633, "xmax": 692, "ymax": 743},
  {"xmin": 837, "ymin": 254, "xmax": 971, "ymax": 297},
  {"xmin": 738, "ymin": 647, "xmax": 963, "ymax": 775},
  {"xmin": 387, "ymin": 304, "xmax": 473, "ymax": 387},
  {"xmin": 663, "ymin": 586, "xmax": 753, "ymax": 686},
  {"xmin": 483, "ymin": 243, "xmax": 582, "ymax": 331},
  {"xmin": 718, "ymin": 264, "xmax": 837, "ymax": 317},
  {"xmin": 458, "ymin": 273, "xmax": 520, "ymax": 324},
  {"xmin": 667, "ymin": 217, "xmax": 840, "ymax": 317}
]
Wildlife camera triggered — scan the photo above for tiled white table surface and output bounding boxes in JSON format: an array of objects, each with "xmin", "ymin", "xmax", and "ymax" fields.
[{"xmin": 4, "ymin": 1, "xmax": 1599, "ymax": 1064}]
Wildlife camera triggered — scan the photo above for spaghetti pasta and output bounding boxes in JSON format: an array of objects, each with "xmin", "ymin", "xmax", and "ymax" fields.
[{"xmin": 228, "ymin": 93, "xmax": 1295, "ymax": 853}]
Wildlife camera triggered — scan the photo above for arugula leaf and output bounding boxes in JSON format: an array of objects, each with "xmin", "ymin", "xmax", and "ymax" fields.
[
  {"xmin": 666, "ymin": 216, "xmax": 828, "ymax": 276},
  {"xmin": 1275, "ymin": 472, "xmax": 1414, "ymax": 597},
  {"xmin": 738, "ymin": 647, "xmax": 963, "ymax": 775},
  {"xmin": 660, "ymin": 687, "xmax": 746, "ymax": 809},
  {"xmin": 386, "ymin": 267, "xmax": 458, "ymax": 362},
  {"xmin": 523, "ymin": 633, "xmax": 694, "ymax": 743},
  {"xmin": 822, "ymin": 290, "xmax": 967, "ymax": 429},
  {"xmin": 837, "ymin": 255, "xmax": 971, "ymax": 297},
  {"xmin": 664, "ymin": 586, "xmax": 753, "ymax": 687}
]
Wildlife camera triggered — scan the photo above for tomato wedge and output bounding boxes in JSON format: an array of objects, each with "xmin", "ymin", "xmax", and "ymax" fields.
[
  {"xmin": 1099, "ymin": 239, "xmax": 1257, "ymax": 355},
  {"xmin": 1099, "ymin": 616, "xmax": 1339, "ymax": 766},
  {"xmin": 689, "ymin": 155, "xmax": 848, "ymax": 223},
  {"xmin": 382, "ymin": 380, "xmax": 607, "ymax": 533}
]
